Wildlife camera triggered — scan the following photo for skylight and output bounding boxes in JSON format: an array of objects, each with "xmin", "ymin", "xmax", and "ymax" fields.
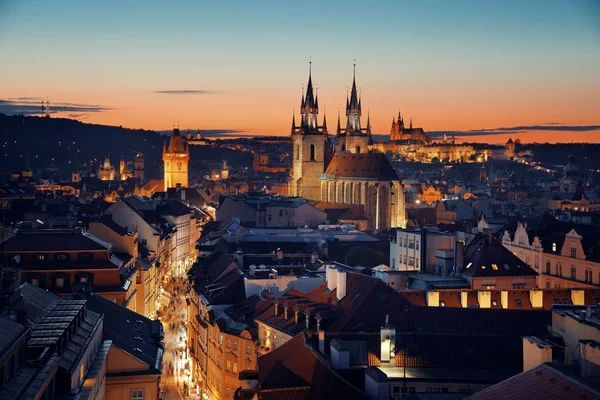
[
  {"xmin": 465, "ymin": 262, "xmax": 472, "ymax": 269},
  {"xmin": 492, "ymin": 264, "xmax": 498, "ymax": 270}
]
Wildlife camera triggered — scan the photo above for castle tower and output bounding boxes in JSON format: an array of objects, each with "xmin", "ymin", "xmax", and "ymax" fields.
[
  {"xmin": 163, "ymin": 128, "xmax": 189, "ymax": 190},
  {"xmin": 506, "ymin": 138, "xmax": 515, "ymax": 158},
  {"xmin": 342, "ymin": 63, "xmax": 370, "ymax": 154},
  {"xmin": 119, "ymin": 159, "xmax": 126, "ymax": 180},
  {"xmin": 290, "ymin": 62, "xmax": 327, "ymax": 201}
]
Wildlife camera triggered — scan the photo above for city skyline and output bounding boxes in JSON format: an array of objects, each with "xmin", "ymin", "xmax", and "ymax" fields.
[{"xmin": 1, "ymin": 0, "xmax": 599, "ymax": 143}]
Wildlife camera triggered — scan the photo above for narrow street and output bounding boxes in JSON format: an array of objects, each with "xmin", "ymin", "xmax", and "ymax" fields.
[{"xmin": 159, "ymin": 276, "xmax": 192, "ymax": 400}]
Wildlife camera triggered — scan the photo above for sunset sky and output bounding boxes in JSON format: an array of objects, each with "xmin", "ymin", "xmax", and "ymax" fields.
[{"xmin": 1, "ymin": 0, "xmax": 599, "ymax": 143}]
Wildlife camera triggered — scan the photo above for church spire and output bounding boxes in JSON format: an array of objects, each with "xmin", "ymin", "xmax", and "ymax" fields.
[
  {"xmin": 300, "ymin": 59, "xmax": 319, "ymax": 131},
  {"xmin": 336, "ymin": 110, "xmax": 342, "ymax": 137},
  {"xmin": 291, "ymin": 110, "xmax": 296, "ymax": 131},
  {"xmin": 322, "ymin": 109, "xmax": 327, "ymax": 132},
  {"xmin": 345, "ymin": 60, "xmax": 363, "ymax": 135},
  {"xmin": 409, "ymin": 117, "xmax": 413, "ymax": 129}
]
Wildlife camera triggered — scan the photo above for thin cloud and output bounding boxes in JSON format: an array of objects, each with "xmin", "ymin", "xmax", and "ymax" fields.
[
  {"xmin": 153, "ymin": 90, "xmax": 215, "ymax": 95},
  {"xmin": 429, "ymin": 124, "xmax": 600, "ymax": 139},
  {"xmin": 0, "ymin": 98, "xmax": 111, "ymax": 116}
]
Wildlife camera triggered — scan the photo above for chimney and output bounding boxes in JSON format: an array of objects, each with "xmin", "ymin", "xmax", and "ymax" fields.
[
  {"xmin": 455, "ymin": 241, "xmax": 465, "ymax": 273},
  {"xmin": 235, "ymin": 250, "xmax": 244, "ymax": 269},
  {"xmin": 318, "ymin": 330, "xmax": 325, "ymax": 354},
  {"xmin": 380, "ymin": 315, "xmax": 396, "ymax": 363},
  {"xmin": 330, "ymin": 339, "xmax": 350, "ymax": 369},
  {"xmin": 336, "ymin": 270, "xmax": 347, "ymax": 300},
  {"xmin": 326, "ymin": 265, "xmax": 338, "ymax": 292},
  {"xmin": 522, "ymin": 336, "xmax": 552, "ymax": 371}
]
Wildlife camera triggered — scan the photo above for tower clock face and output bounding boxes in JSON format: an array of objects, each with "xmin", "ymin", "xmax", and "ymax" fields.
[{"xmin": 177, "ymin": 161, "xmax": 182, "ymax": 170}]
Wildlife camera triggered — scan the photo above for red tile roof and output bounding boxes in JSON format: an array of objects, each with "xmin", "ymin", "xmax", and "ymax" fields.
[
  {"xmin": 466, "ymin": 363, "xmax": 600, "ymax": 400},
  {"xmin": 257, "ymin": 333, "xmax": 365, "ymax": 400},
  {"xmin": 324, "ymin": 152, "xmax": 399, "ymax": 180}
]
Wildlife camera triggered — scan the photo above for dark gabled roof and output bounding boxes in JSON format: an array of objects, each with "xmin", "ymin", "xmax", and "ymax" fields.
[
  {"xmin": 324, "ymin": 152, "xmax": 399, "ymax": 180},
  {"xmin": 2, "ymin": 229, "xmax": 108, "ymax": 252},
  {"xmin": 14, "ymin": 283, "xmax": 61, "ymax": 326},
  {"xmin": 465, "ymin": 362, "xmax": 600, "ymax": 400},
  {"xmin": 462, "ymin": 233, "xmax": 538, "ymax": 277},
  {"xmin": 157, "ymin": 200, "xmax": 192, "ymax": 217},
  {"xmin": 257, "ymin": 333, "xmax": 365, "ymax": 400},
  {"xmin": 189, "ymin": 251, "xmax": 246, "ymax": 305},
  {"xmin": 72, "ymin": 291, "xmax": 164, "ymax": 373},
  {"xmin": 0, "ymin": 317, "xmax": 26, "ymax": 358}
]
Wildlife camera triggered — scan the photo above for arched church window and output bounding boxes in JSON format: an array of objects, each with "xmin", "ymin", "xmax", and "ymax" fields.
[{"xmin": 310, "ymin": 144, "xmax": 315, "ymax": 161}]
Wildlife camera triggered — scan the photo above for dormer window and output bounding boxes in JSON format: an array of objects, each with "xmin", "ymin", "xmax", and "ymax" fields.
[
  {"xmin": 552, "ymin": 243, "xmax": 557, "ymax": 252},
  {"xmin": 570, "ymin": 246, "xmax": 576, "ymax": 258},
  {"xmin": 35, "ymin": 253, "xmax": 47, "ymax": 262}
]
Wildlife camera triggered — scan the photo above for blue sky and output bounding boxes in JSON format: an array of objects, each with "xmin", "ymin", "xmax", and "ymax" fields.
[{"xmin": 1, "ymin": 0, "xmax": 599, "ymax": 141}]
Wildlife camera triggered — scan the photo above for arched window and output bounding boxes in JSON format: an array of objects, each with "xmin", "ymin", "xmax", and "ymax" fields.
[
  {"xmin": 310, "ymin": 144, "xmax": 315, "ymax": 161},
  {"xmin": 356, "ymin": 146, "xmax": 361, "ymax": 154}
]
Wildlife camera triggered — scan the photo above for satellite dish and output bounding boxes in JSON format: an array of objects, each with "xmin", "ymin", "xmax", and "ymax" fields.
[{"xmin": 13, "ymin": 255, "xmax": 21, "ymax": 264}]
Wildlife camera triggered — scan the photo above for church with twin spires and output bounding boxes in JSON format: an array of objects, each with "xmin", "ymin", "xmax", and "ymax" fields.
[{"xmin": 289, "ymin": 64, "xmax": 406, "ymax": 229}]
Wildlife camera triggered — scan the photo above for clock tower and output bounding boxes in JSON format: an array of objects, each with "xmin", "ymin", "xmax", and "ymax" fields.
[{"xmin": 163, "ymin": 128, "xmax": 190, "ymax": 190}]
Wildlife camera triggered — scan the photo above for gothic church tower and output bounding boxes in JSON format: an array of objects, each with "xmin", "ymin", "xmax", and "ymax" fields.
[
  {"xmin": 163, "ymin": 128, "xmax": 190, "ymax": 190},
  {"xmin": 338, "ymin": 64, "xmax": 372, "ymax": 154},
  {"xmin": 290, "ymin": 63, "xmax": 328, "ymax": 201}
]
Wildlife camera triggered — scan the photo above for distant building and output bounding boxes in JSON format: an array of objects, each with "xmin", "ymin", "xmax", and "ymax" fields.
[
  {"xmin": 98, "ymin": 155, "xmax": 116, "ymax": 181},
  {"xmin": 216, "ymin": 192, "xmax": 327, "ymax": 228},
  {"xmin": 390, "ymin": 227, "xmax": 454, "ymax": 273}
]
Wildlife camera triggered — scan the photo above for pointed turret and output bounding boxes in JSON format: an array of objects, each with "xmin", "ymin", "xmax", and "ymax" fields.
[
  {"xmin": 299, "ymin": 60, "xmax": 320, "ymax": 132},
  {"xmin": 345, "ymin": 61, "xmax": 363, "ymax": 135},
  {"xmin": 163, "ymin": 139, "xmax": 167, "ymax": 154},
  {"xmin": 336, "ymin": 110, "xmax": 342, "ymax": 137},
  {"xmin": 322, "ymin": 111, "xmax": 327, "ymax": 132},
  {"xmin": 366, "ymin": 111, "xmax": 371, "ymax": 134},
  {"xmin": 409, "ymin": 117, "xmax": 413, "ymax": 130}
]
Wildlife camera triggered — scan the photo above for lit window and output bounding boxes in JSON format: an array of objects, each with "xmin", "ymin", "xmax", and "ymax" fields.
[
  {"xmin": 492, "ymin": 264, "xmax": 498, "ymax": 270},
  {"xmin": 36, "ymin": 253, "xmax": 47, "ymax": 261},
  {"xmin": 233, "ymin": 362, "xmax": 238, "ymax": 373},
  {"xmin": 56, "ymin": 277, "xmax": 65, "ymax": 288},
  {"xmin": 219, "ymin": 334, "xmax": 223, "ymax": 345},
  {"xmin": 481, "ymin": 265, "xmax": 486, "ymax": 270},
  {"xmin": 552, "ymin": 243, "xmax": 557, "ymax": 252},
  {"xmin": 131, "ymin": 389, "xmax": 144, "ymax": 400},
  {"xmin": 465, "ymin": 263, "xmax": 472, "ymax": 269},
  {"xmin": 80, "ymin": 276, "xmax": 88, "ymax": 283},
  {"xmin": 492, "ymin": 300, "xmax": 498, "ymax": 307},
  {"xmin": 439, "ymin": 300, "xmax": 446, "ymax": 307}
]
